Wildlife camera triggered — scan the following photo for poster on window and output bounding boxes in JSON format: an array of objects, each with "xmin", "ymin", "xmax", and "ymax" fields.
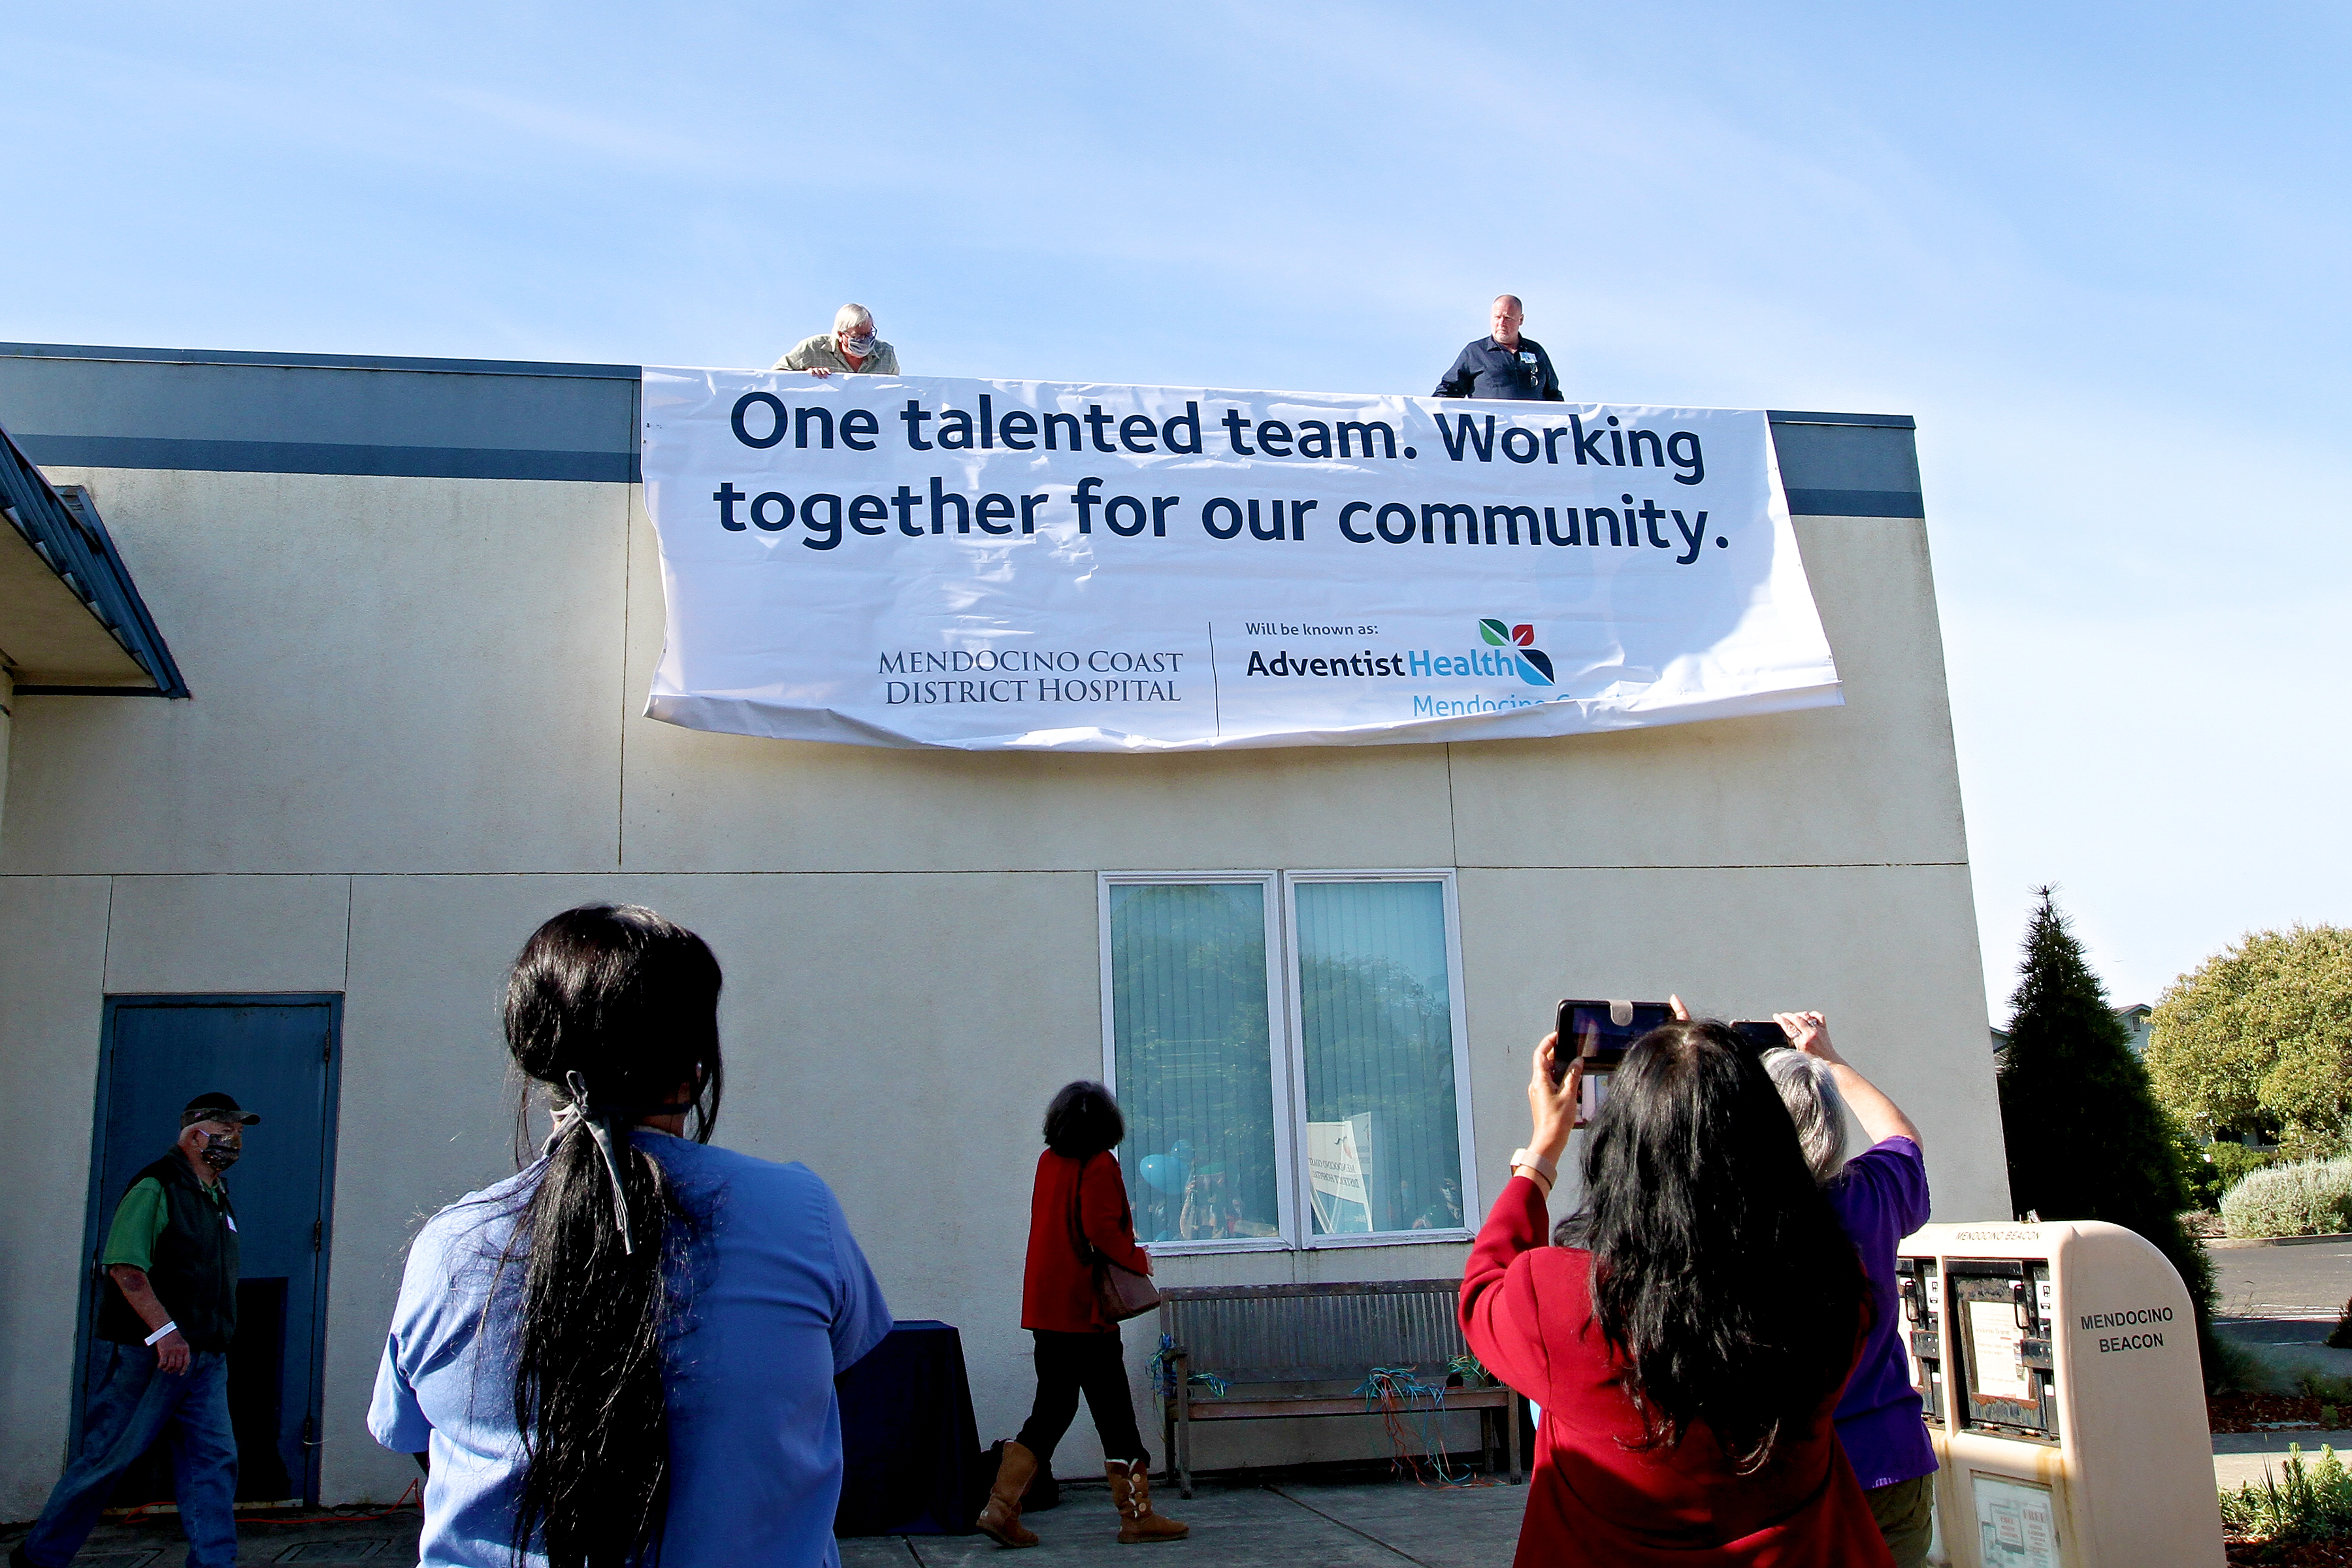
[
  {"xmin": 1304, "ymin": 1116, "xmax": 1375, "ymax": 1235},
  {"xmin": 640, "ymin": 368, "xmax": 1840, "ymax": 751}
]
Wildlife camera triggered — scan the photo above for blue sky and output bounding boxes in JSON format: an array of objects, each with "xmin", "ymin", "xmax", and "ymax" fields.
[{"xmin": 7, "ymin": 2, "xmax": 2346, "ymax": 1012}]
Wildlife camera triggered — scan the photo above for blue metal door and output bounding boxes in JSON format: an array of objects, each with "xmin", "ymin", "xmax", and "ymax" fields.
[{"xmin": 77, "ymin": 994, "xmax": 342, "ymax": 1506}]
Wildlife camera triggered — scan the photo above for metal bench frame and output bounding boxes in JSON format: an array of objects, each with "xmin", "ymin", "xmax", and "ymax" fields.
[{"xmin": 1156, "ymin": 1279, "xmax": 1522, "ymax": 1497}]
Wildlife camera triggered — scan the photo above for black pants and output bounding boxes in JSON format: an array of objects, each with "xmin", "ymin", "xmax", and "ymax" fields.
[{"xmin": 1013, "ymin": 1330, "xmax": 1146, "ymax": 1470}]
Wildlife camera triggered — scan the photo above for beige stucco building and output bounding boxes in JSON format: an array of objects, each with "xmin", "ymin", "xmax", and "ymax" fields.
[{"xmin": 0, "ymin": 343, "xmax": 1999, "ymax": 1516}]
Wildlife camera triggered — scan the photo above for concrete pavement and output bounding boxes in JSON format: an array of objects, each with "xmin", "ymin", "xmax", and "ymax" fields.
[{"xmin": 841, "ymin": 1474, "xmax": 1527, "ymax": 1567}]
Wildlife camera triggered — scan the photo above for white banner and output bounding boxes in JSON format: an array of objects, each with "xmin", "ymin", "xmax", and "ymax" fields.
[{"xmin": 640, "ymin": 369, "xmax": 1839, "ymax": 751}]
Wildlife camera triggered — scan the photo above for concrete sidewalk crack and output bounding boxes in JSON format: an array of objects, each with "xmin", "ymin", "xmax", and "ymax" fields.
[{"xmin": 1263, "ymin": 1484, "xmax": 1431, "ymax": 1565}]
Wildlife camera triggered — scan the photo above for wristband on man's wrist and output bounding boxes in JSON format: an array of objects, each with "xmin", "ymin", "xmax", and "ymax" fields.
[{"xmin": 144, "ymin": 1320, "xmax": 180, "ymax": 1347}]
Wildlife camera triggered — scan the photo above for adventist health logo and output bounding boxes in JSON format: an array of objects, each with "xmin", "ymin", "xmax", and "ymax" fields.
[
  {"xmin": 1477, "ymin": 619, "xmax": 1554, "ymax": 687},
  {"xmin": 1397, "ymin": 619, "xmax": 1556, "ymax": 687},
  {"xmin": 1239, "ymin": 619, "xmax": 1556, "ymax": 691}
]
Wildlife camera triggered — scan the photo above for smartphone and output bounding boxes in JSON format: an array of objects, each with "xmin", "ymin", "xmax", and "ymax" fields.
[
  {"xmin": 1552, "ymin": 999, "xmax": 1673, "ymax": 1087},
  {"xmin": 1729, "ymin": 1019, "xmax": 1790, "ymax": 1056}
]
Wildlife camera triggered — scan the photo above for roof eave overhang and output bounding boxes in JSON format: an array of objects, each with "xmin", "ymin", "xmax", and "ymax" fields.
[{"xmin": 0, "ymin": 417, "xmax": 187, "ymax": 696}]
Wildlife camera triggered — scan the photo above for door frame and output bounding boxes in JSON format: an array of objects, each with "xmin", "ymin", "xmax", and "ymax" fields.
[{"xmin": 73, "ymin": 992, "xmax": 346, "ymax": 1506}]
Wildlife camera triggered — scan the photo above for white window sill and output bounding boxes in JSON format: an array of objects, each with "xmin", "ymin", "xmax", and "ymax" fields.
[{"xmin": 1143, "ymin": 1228, "xmax": 1473, "ymax": 1258}]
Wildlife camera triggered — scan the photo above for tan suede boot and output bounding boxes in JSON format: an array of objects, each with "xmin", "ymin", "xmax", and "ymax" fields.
[
  {"xmin": 1107, "ymin": 1458, "xmax": 1189, "ymax": 1543},
  {"xmin": 975, "ymin": 1440, "xmax": 1041, "ymax": 1548}
]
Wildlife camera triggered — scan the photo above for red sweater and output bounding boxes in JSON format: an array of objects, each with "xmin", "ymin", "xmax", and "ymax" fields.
[
  {"xmin": 1021, "ymin": 1150, "xmax": 1154, "ymax": 1333},
  {"xmin": 1460, "ymin": 1176, "xmax": 1892, "ymax": 1568}
]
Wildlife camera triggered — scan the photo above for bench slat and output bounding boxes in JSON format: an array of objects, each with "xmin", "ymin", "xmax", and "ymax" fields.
[
  {"xmin": 1158, "ymin": 1278, "xmax": 1521, "ymax": 1497},
  {"xmin": 1183, "ymin": 1388, "xmax": 1513, "ymax": 1420},
  {"xmin": 1161, "ymin": 1281, "xmax": 1471, "ymax": 1377}
]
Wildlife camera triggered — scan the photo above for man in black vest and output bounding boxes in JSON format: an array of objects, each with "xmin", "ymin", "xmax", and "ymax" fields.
[{"xmin": 11, "ymin": 1094, "xmax": 257, "ymax": 1568}]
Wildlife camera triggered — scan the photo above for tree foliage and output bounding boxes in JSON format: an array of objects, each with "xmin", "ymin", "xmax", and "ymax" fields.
[
  {"xmin": 2146, "ymin": 926, "xmax": 2352, "ymax": 1160},
  {"xmin": 1997, "ymin": 888, "xmax": 2221, "ymax": 1379}
]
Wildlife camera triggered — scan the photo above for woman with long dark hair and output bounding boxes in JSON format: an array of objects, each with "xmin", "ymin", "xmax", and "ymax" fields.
[
  {"xmin": 975, "ymin": 1081, "xmax": 1187, "ymax": 1548},
  {"xmin": 1460, "ymin": 1017, "xmax": 1891, "ymax": 1566},
  {"xmin": 368, "ymin": 905, "xmax": 892, "ymax": 1568}
]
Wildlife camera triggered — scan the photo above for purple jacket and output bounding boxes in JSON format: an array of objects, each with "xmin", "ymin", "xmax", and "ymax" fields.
[{"xmin": 1827, "ymin": 1136, "xmax": 1938, "ymax": 1490}]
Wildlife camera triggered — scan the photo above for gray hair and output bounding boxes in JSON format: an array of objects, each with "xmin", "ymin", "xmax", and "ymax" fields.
[
  {"xmin": 1763, "ymin": 1048, "xmax": 1850, "ymax": 1184},
  {"xmin": 833, "ymin": 302, "xmax": 874, "ymax": 336}
]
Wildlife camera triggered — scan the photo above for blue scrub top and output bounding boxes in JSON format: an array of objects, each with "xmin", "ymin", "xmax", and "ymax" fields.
[{"xmin": 369, "ymin": 1130, "xmax": 892, "ymax": 1568}]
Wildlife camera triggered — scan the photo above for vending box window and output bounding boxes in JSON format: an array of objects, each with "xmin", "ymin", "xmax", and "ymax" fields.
[{"xmin": 1898, "ymin": 1222, "xmax": 2222, "ymax": 1568}]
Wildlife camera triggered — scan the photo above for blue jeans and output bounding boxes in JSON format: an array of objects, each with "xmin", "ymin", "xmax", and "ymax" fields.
[{"xmin": 22, "ymin": 1341, "xmax": 238, "ymax": 1568}]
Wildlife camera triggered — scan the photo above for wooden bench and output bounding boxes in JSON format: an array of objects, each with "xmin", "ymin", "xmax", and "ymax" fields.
[{"xmin": 1155, "ymin": 1280, "xmax": 1522, "ymax": 1497}]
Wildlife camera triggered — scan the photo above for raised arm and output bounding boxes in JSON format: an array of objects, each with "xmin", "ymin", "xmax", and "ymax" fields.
[
  {"xmin": 1460, "ymin": 1036, "xmax": 1578, "ymax": 1397},
  {"xmin": 1777, "ymin": 1011, "xmax": 1922, "ymax": 1151}
]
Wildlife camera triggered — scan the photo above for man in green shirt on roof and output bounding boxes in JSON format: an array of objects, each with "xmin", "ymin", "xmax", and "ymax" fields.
[{"xmin": 11, "ymin": 1094, "xmax": 257, "ymax": 1568}]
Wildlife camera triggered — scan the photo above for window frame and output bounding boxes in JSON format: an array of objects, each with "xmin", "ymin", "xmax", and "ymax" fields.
[
  {"xmin": 1280, "ymin": 870, "xmax": 1478, "ymax": 1250},
  {"xmin": 1097, "ymin": 872, "xmax": 1296, "ymax": 1256},
  {"xmin": 1098, "ymin": 868, "xmax": 1477, "ymax": 1256}
]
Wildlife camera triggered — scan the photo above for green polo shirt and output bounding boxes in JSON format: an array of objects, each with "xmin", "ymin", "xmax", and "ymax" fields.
[{"xmin": 101, "ymin": 1173, "xmax": 227, "ymax": 1270}]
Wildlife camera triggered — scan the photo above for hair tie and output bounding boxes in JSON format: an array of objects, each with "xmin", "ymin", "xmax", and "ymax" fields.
[{"xmin": 563, "ymin": 1070, "xmax": 636, "ymax": 1255}]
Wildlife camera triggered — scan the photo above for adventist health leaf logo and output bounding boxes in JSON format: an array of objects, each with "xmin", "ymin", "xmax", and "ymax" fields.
[{"xmin": 1479, "ymin": 619, "xmax": 1556, "ymax": 687}]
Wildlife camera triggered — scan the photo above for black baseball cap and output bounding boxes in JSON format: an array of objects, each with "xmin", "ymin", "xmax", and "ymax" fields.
[{"xmin": 181, "ymin": 1093, "xmax": 260, "ymax": 1127}]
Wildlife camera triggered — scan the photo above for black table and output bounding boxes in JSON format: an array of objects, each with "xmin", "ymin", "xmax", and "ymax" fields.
[{"xmin": 834, "ymin": 1319, "xmax": 990, "ymax": 1536}]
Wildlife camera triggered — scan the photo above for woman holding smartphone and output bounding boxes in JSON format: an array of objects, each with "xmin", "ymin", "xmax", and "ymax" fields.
[{"xmin": 1461, "ymin": 1018, "xmax": 1891, "ymax": 1567}]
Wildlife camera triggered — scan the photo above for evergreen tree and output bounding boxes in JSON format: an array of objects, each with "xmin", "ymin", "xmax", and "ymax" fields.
[{"xmin": 1997, "ymin": 888, "xmax": 2223, "ymax": 1383}]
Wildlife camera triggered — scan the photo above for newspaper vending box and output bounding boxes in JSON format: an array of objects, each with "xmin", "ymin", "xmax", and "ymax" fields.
[{"xmin": 1898, "ymin": 1220, "xmax": 2223, "ymax": 1568}]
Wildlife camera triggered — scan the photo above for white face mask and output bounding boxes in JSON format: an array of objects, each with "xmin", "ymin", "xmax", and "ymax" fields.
[{"xmin": 840, "ymin": 331, "xmax": 877, "ymax": 358}]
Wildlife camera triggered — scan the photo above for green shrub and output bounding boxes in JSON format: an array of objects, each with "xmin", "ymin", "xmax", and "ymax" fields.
[
  {"xmin": 2221, "ymin": 1156, "xmax": 2352, "ymax": 1239},
  {"xmin": 2206, "ymin": 1335, "xmax": 2273, "ymax": 1395},
  {"xmin": 2219, "ymin": 1445, "xmax": 2352, "ymax": 1542},
  {"xmin": 2212, "ymin": 1143, "xmax": 2281, "ymax": 1194},
  {"xmin": 2182, "ymin": 1140, "xmax": 2278, "ymax": 1211}
]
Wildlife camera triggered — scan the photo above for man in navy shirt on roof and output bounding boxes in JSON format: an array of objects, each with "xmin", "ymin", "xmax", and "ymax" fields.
[{"xmin": 1434, "ymin": 295, "xmax": 1564, "ymax": 401}]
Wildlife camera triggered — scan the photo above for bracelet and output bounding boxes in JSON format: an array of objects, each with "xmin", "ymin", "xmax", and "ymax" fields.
[
  {"xmin": 144, "ymin": 1321, "xmax": 179, "ymax": 1347},
  {"xmin": 1508, "ymin": 1147, "xmax": 1559, "ymax": 1184},
  {"xmin": 1511, "ymin": 1164, "xmax": 1556, "ymax": 1198}
]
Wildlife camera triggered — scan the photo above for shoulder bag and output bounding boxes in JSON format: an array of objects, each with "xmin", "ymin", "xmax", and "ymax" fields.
[{"xmin": 1069, "ymin": 1154, "xmax": 1162, "ymax": 1322}]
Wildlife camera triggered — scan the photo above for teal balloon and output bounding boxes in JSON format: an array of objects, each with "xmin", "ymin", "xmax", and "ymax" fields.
[{"xmin": 1140, "ymin": 1154, "xmax": 1186, "ymax": 1194}]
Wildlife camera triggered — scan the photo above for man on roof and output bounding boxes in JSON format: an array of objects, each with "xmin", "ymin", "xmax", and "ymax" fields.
[
  {"xmin": 774, "ymin": 302, "xmax": 900, "ymax": 378},
  {"xmin": 1433, "ymin": 295, "xmax": 1563, "ymax": 401}
]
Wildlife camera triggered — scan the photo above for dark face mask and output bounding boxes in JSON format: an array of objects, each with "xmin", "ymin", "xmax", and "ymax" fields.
[{"xmin": 197, "ymin": 1130, "xmax": 242, "ymax": 1172}]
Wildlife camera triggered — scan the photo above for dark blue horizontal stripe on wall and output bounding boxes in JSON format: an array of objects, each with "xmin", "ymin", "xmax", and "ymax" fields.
[
  {"xmin": 1765, "ymin": 410, "xmax": 1916, "ymax": 430},
  {"xmin": 0, "ymin": 342, "xmax": 641, "ymax": 380},
  {"xmin": 1784, "ymin": 487, "xmax": 1925, "ymax": 517},
  {"xmin": 17, "ymin": 434, "xmax": 637, "ymax": 483}
]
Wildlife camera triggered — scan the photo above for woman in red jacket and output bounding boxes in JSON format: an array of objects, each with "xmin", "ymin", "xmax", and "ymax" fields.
[
  {"xmin": 1462, "ymin": 1018, "xmax": 1891, "ymax": 1568},
  {"xmin": 976, "ymin": 1081, "xmax": 1188, "ymax": 1548}
]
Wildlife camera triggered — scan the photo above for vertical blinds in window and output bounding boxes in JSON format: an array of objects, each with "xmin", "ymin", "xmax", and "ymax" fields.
[
  {"xmin": 1107, "ymin": 883, "xmax": 1281, "ymax": 1244},
  {"xmin": 1295, "ymin": 880, "xmax": 1464, "ymax": 1236}
]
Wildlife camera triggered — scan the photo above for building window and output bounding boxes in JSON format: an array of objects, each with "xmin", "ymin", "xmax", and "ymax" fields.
[{"xmin": 1100, "ymin": 872, "xmax": 1473, "ymax": 1253}]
